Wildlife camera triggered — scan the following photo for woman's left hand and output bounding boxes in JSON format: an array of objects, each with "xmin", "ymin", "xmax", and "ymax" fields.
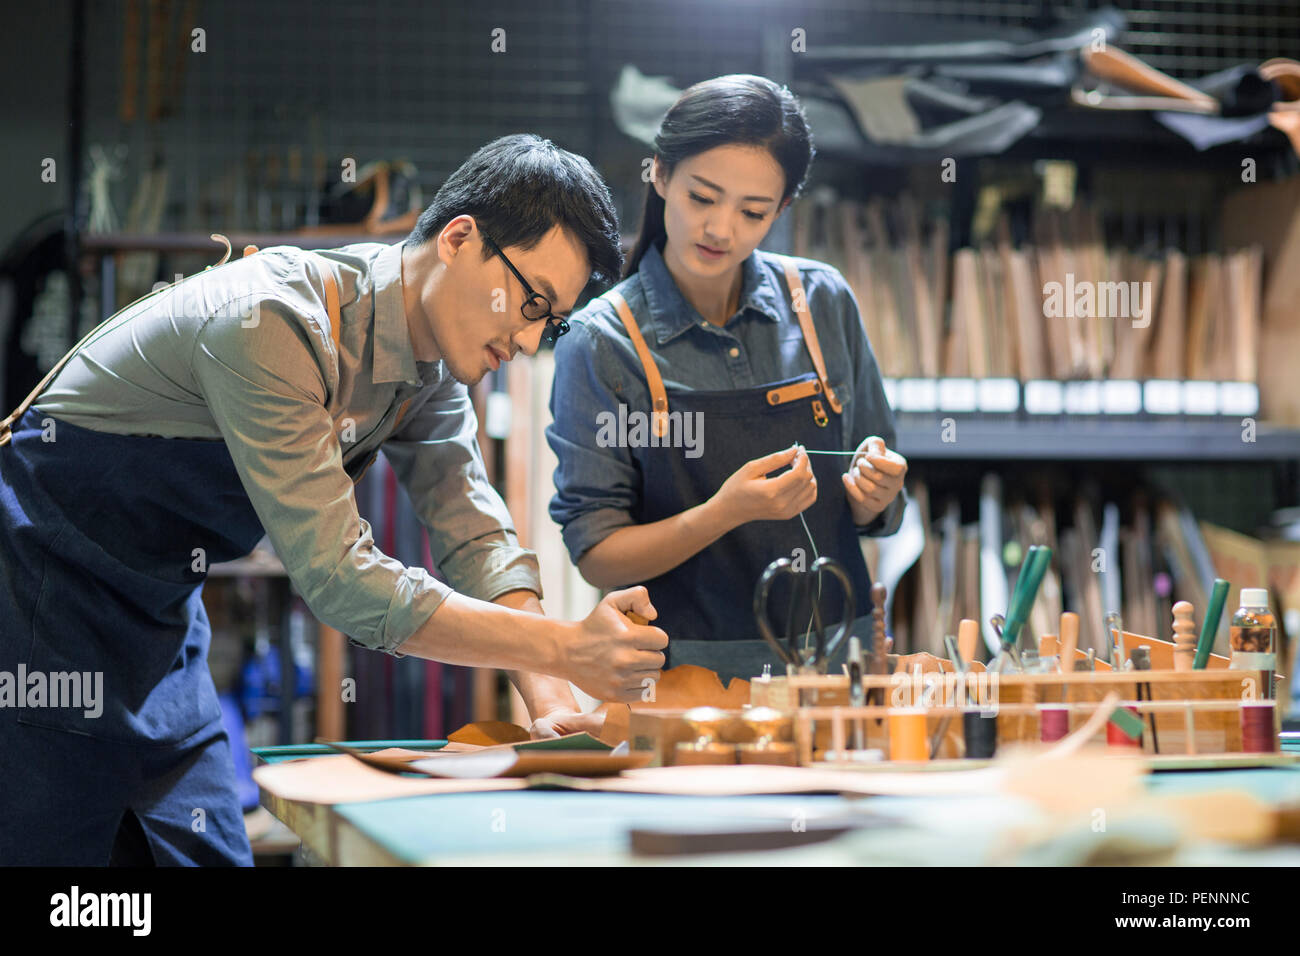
[{"xmin": 842, "ymin": 435, "xmax": 907, "ymax": 526}]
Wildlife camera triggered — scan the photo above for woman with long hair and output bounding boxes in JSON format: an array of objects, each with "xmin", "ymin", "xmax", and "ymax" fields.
[{"xmin": 547, "ymin": 75, "xmax": 908, "ymax": 681}]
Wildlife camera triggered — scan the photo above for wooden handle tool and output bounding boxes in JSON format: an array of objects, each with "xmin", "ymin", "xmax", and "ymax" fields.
[
  {"xmin": 1173, "ymin": 601, "xmax": 1198, "ymax": 671},
  {"xmin": 957, "ymin": 618, "xmax": 979, "ymax": 669},
  {"xmin": 1059, "ymin": 612, "xmax": 1080, "ymax": 674}
]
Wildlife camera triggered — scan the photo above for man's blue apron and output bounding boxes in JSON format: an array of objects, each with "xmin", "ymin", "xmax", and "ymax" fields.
[
  {"xmin": 0, "ymin": 406, "xmax": 263, "ymax": 864},
  {"xmin": 0, "ymin": 245, "xmax": 353, "ymax": 865},
  {"xmin": 601, "ymin": 259, "xmax": 876, "ymax": 684}
]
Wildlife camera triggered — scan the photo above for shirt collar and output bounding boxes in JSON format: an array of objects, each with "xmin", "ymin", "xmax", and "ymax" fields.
[
  {"xmin": 637, "ymin": 241, "xmax": 785, "ymax": 346},
  {"xmin": 370, "ymin": 240, "xmax": 421, "ymax": 385}
]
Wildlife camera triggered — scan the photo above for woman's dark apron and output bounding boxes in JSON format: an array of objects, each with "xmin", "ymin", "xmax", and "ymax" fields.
[
  {"xmin": 0, "ymin": 247, "xmax": 362, "ymax": 865},
  {"xmin": 602, "ymin": 256, "xmax": 875, "ymax": 684}
]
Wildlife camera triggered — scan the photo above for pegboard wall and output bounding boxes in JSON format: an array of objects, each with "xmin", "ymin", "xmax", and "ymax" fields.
[
  {"xmin": 78, "ymin": 0, "xmax": 1299, "ymax": 237},
  {"xmin": 84, "ymin": 0, "xmax": 594, "ymax": 234}
]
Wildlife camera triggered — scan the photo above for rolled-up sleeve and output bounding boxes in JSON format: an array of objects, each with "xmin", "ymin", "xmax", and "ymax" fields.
[
  {"xmin": 834, "ymin": 270, "xmax": 906, "ymax": 538},
  {"xmin": 381, "ymin": 373, "xmax": 541, "ymax": 603},
  {"xmin": 192, "ymin": 300, "xmax": 447, "ymax": 653},
  {"xmin": 546, "ymin": 316, "xmax": 641, "ymax": 564}
]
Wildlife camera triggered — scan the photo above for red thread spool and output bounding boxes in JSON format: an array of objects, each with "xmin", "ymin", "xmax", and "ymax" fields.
[
  {"xmin": 1105, "ymin": 705, "xmax": 1142, "ymax": 748},
  {"xmin": 1240, "ymin": 701, "xmax": 1277, "ymax": 753},
  {"xmin": 1038, "ymin": 704, "xmax": 1069, "ymax": 742}
]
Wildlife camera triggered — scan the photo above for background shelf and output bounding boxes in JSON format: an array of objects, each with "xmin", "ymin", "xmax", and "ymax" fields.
[{"xmin": 895, "ymin": 418, "xmax": 1300, "ymax": 461}]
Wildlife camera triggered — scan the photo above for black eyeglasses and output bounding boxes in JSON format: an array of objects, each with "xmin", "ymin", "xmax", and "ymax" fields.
[{"xmin": 481, "ymin": 233, "xmax": 570, "ymax": 346}]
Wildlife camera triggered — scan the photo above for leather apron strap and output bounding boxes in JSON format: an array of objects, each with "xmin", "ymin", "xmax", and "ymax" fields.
[
  {"xmin": 601, "ymin": 257, "xmax": 843, "ymax": 433},
  {"xmin": 219, "ymin": 243, "xmax": 412, "ymax": 483},
  {"xmin": 0, "ymin": 236, "xmax": 344, "ymax": 447},
  {"xmin": 602, "ymin": 288, "xmax": 670, "ymax": 438},
  {"xmin": 774, "ymin": 254, "xmax": 842, "ymax": 414}
]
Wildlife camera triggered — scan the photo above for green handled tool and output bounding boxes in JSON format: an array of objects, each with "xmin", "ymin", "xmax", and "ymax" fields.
[
  {"xmin": 997, "ymin": 545, "xmax": 1038, "ymax": 648},
  {"xmin": 1193, "ymin": 578, "xmax": 1230, "ymax": 670},
  {"xmin": 1004, "ymin": 545, "xmax": 1052, "ymax": 651}
]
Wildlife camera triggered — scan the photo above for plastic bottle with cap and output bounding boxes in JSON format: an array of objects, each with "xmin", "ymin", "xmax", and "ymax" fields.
[{"xmin": 1229, "ymin": 588, "xmax": 1276, "ymax": 700}]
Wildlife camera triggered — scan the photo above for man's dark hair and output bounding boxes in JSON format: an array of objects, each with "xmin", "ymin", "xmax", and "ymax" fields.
[{"xmin": 408, "ymin": 134, "xmax": 622, "ymax": 284}]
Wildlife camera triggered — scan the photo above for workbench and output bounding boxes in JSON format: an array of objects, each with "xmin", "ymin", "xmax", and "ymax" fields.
[{"xmin": 255, "ymin": 738, "xmax": 1300, "ymax": 866}]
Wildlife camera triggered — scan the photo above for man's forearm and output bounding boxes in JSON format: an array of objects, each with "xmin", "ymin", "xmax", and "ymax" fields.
[
  {"xmin": 395, "ymin": 589, "xmax": 569, "ymax": 680},
  {"xmin": 492, "ymin": 589, "xmax": 580, "ymax": 719}
]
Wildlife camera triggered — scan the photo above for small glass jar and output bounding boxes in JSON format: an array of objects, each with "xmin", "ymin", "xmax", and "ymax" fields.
[{"xmin": 1230, "ymin": 588, "xmax": 1276, "ymax": 700}]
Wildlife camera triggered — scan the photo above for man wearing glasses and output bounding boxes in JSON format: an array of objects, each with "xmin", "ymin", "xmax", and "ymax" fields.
[{"xmin": 0, "ymin": 134, "xmax": 667, "ymax": 865}]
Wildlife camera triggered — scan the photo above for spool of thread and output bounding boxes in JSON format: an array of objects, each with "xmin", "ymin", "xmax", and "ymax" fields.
[
  {"xmin": 1240, "ymin": 701, "xmax": 1277, "ymax": 753},
  {"xmin": 1039, "ymin": 704, "xmax": 1070, "ymax": 742},
  {"xmin": 1105, "ymin": 705, "xmax": 1142, "ymax": 748},
  {"xmin": 963, "ymin": 709, "xmax": 997, "ymax": 758},
  {"xmin": 888, "ymin": 709, "xmax": 929, "ymax": 761}
]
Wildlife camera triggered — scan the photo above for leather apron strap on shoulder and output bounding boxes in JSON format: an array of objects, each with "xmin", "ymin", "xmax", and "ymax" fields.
[
  {"xmin": 602, "ymin": 288, "xmax": 669, "ymax": 438},
  {"xmin": 0, "ymin": 238, "xmax": 345, "ymax": 449},
  {"xmin": 299, "ymin": 248, "xmax": 409, "ymax": 484},
  {"xmin": 1, "ymin": 236, "xmax": 227, "ymax": 447},
  {"xmin": 775, "ymin": 255, "xmax": 842, "ymax": 415},
  {"xmin": 244, "ymin": 242, "xmax": 341, "ymax": 353},
  {"xmin": 306, "ymin": 252, "xmax": 342, "ymax": 353}
]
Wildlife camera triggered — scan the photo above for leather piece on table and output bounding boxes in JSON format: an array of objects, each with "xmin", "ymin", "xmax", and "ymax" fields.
[
  {"xmin": 448, "ymin": 720, "xmax": 532, "ymax": 746},
  {"xmin": 254, "ymin": 751, "xmax": 1001, "ymax": 805},
  {"xmin": 895, "ymin": 652, "xmax": 939, "ymax": 674},
  {"xmin": 649, "ymin": 664, "xmax": 751, "ymax": 709},
  {"xmin": 443, "ymin": 731, "xmax": 610, "ymax": 753},
  {"xmin": 593, "ymin": 665, "xmax": 754, "ymax": 747},
  {"xmin": 254, "ymin": 737, "xmax": 637, "ymax": 804},
  {"xmin": 356, "ymin": 739, "xmax": 645, "ymax": 770},
  {"xmin": 440, "ymin": 666, "xmax": 751, "ymax": 750},
  {"xmin": 253, "ymin": 754, "xmax": 526, "ymax": 804},
  {"xmin": 629, "ymin": 821, "xmax": 865, "ymax": 856},
  {"xmin": 407, "ymin": 751, "xmax": 653, "ymax": 779},
  {"xmin": 595, "ymin": 702, "xmax": 631, "ymax": 746}
]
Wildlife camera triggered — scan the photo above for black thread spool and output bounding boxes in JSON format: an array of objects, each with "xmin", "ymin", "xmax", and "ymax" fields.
[{"xmin": 963, "ymin": 708, "xmax": 997, "ymax": 759}]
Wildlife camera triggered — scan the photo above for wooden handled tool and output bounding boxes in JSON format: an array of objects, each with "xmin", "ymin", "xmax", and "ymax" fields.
[
  {"xmin": 1173, "ymin": 600, "xmax": 1198, "ymax": 671},
  {"xmin": 627, "ymin": 611, "xmax": 649, "ymax": 626},
  {"xmin": 957, "ymin": 618, "xmax": 979, "ymax": 669},
  {"xmin": 1170, "ymin": 601, "xmax": 1196, "ymax": 667},
  {"xmin": 1059, "ymin": 612, "xmax": 1080, "ymax": 673}
]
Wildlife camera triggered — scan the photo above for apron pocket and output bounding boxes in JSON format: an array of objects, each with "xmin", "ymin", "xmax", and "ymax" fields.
[{"xmin": 17, "ymin": 523, "xmax": 222, "ymax": 746}]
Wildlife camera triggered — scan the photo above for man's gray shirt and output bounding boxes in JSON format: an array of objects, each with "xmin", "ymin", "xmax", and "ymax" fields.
[{"xmin": 36, "ymin": 240, "xmax": 541, "ymax": 654}]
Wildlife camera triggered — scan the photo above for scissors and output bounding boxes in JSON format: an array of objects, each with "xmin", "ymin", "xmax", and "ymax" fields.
[{"xmin": 753, "ymin": 555, "xmax": 856, "ymax": 674}]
